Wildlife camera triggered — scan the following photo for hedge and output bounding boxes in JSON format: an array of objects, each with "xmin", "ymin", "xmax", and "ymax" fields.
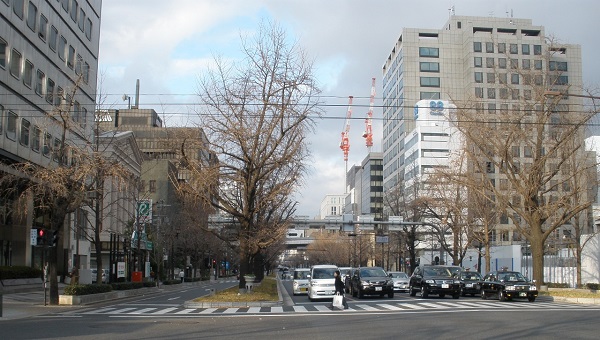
[
  {"xmin": 0, "ymin": 266, "xmax": 43, "ymax": 280},
  {"xmin": 63, "ymin": 284, "xmax": 112, "ymax": 296}
]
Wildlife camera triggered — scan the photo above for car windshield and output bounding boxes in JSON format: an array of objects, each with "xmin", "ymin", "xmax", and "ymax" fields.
[
  {"xmin": 390, "ymin": 272, "xmax": 408, "ymax": 279},
  {"xmin": 423, "ymin": 267, "xmax": 452, "ymax": 277},
  {"xmin": 294, "ymin": 271, "xmax": 309, "ymax": 279},
  {"xmin": 500, "ymin": 272, "xmax": 526, "ymax": 282},
  {"xmin": 460, "ymin": 272, "xmax": 482, "ymax": 280},
  {"xmin": 312, "ymin": 268, "xmax": 336, "ymax": 279},
  {"xmin": 360, "ymin": 268, "xmax": 387, "ymax": 277}
]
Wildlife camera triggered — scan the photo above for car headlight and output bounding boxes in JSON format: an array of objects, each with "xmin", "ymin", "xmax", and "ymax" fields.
[
  {"xmin": 425, "ymin": 279, "xmax": 435, "ymax": 284},
  {"xmin": 506, "ymin": 286, "xmax": 516, "ymax": 291},
  {"xmin": 454, "ymin": 280, "xmax": 460, "ymax": 284},
  {"xmin": 361, "ymin": 280, "xmax": 371, "ymax": 286}
]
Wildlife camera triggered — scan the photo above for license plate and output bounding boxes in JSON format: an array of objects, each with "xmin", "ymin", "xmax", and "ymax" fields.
[
  {"xmin": 519, "ymin": 292, "xmax": 526, "ymax": 297},
  {"xmin": 466, "ymin": 283, "xmax": 473, "ymax": 288},
  {"xmin": 300, "ymin": 288, "xmax": 307, "ymax": 291},
  {"xmin": 375, "ymin": 287, "xmax": 382, "ymax": 291},
  {"xmin": 442, "ymin": 284, "xmax": 449, "ymax": 288}
]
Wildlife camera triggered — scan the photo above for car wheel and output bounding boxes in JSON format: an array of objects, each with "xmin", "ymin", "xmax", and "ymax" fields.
[
  {"xmin": 409, "ymin": 285, "xmax": 416, "ymax": 297},
  {"xmin": 358, "ymin": 288, "xmax": 364, "ymax": 299},
  {"xmin": 420, "ymin": 286, "xmax": 429, "ymax": 298},
  {"xmin": 388, "ymin": 291, "xmax": 394, "ymax": 298},
  {"xmin": 528, "ymin": 296, "xmax": 536, "ymax": 302},
  {"xmin": 471, "ymin": 294, "xmax": 475, "ymax": 297},
  {"xmin": 499, "ymin": 289, "xmax": 506, "ymax": 302},
  {"xmin": 481, "ymin": 289, "xmax": 487, "ymax": 300},
  {"xmin": 352, "ymin": 286, "xmax": 357, "ymax": 298},
  {"xmin": 452, "ymin": 292, "xmax": 460, "ymax": 299},
  {"xmin": 461, "ymin": 288, "xmax": 466, "ymax": 297},
  {"xmin": 439, "ymin": 293, "xmax": 446, "ymax": 298}
]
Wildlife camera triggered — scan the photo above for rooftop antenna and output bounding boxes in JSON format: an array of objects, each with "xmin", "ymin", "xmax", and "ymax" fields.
[{"xmin": 448, "ymin": 5, "xmax": 455, "ymax": 17}]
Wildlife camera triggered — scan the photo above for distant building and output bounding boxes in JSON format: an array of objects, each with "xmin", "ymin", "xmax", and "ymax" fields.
[{"xmin": 319, "ymin": 194, "xmax": 345, "ymax": 219}]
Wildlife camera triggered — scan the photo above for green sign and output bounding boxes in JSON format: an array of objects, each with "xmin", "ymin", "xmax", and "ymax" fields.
[{"xmin": 137, "ymin": 200, "xmax": 152, "ymax": 223}]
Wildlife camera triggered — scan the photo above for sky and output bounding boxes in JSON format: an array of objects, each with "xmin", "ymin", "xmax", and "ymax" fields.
[{"xmin": 98, "ymin": 0, "xmax": 600, "ymax": 218}]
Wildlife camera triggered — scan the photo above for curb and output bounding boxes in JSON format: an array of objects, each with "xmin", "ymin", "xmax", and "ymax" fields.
[{"xmin": 183, "ymin": 277, "xmax": 287, "ymax": 308}]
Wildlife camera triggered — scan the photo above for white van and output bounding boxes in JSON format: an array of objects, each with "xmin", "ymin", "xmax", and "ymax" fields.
[
  {"xmin": 292, "ymin": 268, "xmax": 310, "ymax": 295},
  {"xmin": 308, "ymin": 265, "xmax": 338, "ymax": 301}
]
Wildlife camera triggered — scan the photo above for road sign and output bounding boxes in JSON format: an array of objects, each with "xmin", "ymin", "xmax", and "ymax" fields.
[
  {"xmin": 137, "ymin": 200, "xmax": 152, "ymax": 223},
  {"xmin": 31, "ymin": 229, "xmax": 38, "ymax": 246}
]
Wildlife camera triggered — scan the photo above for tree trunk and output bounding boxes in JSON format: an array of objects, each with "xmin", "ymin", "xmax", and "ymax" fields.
[
  {"xmin": 530, "ymin": 238, "xmax": 544, "ymax": 288},
  {"xmin": 48, "ymin": 245, "xmax": 59, "ymax": 305}
]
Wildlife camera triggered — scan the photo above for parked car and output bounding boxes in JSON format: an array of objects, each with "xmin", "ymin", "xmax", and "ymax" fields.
[
  {"xmin": 457, "ymin": 270, "xmax": 483, "ymax": 296},
  {"xmin": 350, "ymin": 267, "xmax": 394, "ymax": 299},
  {"xmin": 91, "ymin": 268, "xmax": 107, "ymax": 283},
  {"xmin": 292, "ymin": 268, "xmax": 311, "ymax": 295},
  {"xmin": 480, "ymin": 269, "xmax": 538, "ymax": 302},
  {"xmin": 409, "ymin": 265, "xmax": 460, "ymax": 299},
  {"xmin": 308, "ymin": 265, "xmax": 338, "ymax": 301},
  {"xmin": 388, "ymin": 271, "xmax": 410, "ymax": 292}
]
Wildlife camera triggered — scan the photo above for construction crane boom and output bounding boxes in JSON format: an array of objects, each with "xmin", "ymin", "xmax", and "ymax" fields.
[
  {"xmin": 340, "ymin": 96, "xmax": 353, "ymax": 162},
  {"xmin": 363, "ymin": 77, "xmax": 375, "ymax": 151}
]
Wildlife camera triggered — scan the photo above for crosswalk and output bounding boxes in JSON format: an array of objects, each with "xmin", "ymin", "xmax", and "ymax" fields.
[{"xmin": 75, "ymin": 300, "xmax": 596, "ymax": 317}]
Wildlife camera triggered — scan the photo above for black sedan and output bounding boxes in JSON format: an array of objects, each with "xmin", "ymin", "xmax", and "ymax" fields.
[
  {"xmin": 409, "ymin": 265, "xmax": 461, "ymax": 299},
  {"xmin": 458, "ymin": 271, "xmax": 482, "ymax": 296},
  {"xmin": 350, "ymin": 267, "xmax": 394, "ymax": 299},
  {"xmin": 480, "ymin": 270, "xmax": 538, "ymax": 302}
]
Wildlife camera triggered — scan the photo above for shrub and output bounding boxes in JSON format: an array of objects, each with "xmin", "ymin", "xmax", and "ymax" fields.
[
  {"xmin": 547, "ymin": 282, "xmax": 570, "ymax": 288},
  {"xmin": 0, "ymin": 266, "xmax": 43, "ymax": 280},
  {"xmin": 63, "ymin": 284, "xmax": 112, "ymax": 296},
  {"xmin": 586, "ymin": 283, "xmax": 599, "ymax": 291},
  {"xmin": 111, "ymin": 282, "xmax": 144, "ymax": 290},
  {"xmin": 162, "ymin": 279, "xmax": 182, "ymax": 285}
]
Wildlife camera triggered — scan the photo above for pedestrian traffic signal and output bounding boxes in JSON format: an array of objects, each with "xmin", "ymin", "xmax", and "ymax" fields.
[
  {"xmin": 51, "ymin": 230, "xmax": 59, "ymax": 247},
  {"xmin": 36, "ymin": 228, "xmax": 50, "ymax": 246}
]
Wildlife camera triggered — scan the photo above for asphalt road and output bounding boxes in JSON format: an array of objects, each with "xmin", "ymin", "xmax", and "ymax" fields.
[{"xmin": 1, "ymin": 279, "xmax": 598, "ymax": 339}]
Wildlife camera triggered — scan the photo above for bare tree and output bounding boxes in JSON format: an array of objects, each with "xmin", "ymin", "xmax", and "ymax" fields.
[{"xmin": 175, "ymin": 21, "xmax": 321, "ymax": 287}]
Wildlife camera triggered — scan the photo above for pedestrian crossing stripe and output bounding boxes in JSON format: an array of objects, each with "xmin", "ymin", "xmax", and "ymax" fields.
[{"xmin": 78, "ymin": 301, "xmax": 595, "ymax": 316}]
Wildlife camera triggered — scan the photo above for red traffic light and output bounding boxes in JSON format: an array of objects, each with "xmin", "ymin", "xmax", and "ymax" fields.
[{"xmin": 38, "ymin": 229, "xmax": 45, "ymax": 237}]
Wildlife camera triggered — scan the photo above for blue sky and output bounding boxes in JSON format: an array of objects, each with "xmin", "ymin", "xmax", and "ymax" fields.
[{"xmin": 99, "ymin": 0, "xmax": 600, "ymax": 217}]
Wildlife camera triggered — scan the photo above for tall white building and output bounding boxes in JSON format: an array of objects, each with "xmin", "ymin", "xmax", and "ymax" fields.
[
  {"xmin": 319, "ymin": 194, "xmax": 345, "ymax": 219},
  {"xmin": 0, "ymin": 0, "xmax": 102, "ymax": 268}
]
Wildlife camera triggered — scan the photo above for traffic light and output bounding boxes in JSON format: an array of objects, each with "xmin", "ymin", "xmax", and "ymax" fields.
[
  {"xmin": 212, "ymin": 259, "xmax": 216, "ymax": 268},
  {"xmin": 37, "ymin": 228, "xmax": 47, "ymax": 246},
  {"xmin": 51, "ymin": 230, "xmax": 59, "ymax": 247}
]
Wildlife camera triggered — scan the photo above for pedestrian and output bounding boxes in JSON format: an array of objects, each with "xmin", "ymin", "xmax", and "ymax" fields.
[
  {"xmin": 332, "ymin": 270, "xmax": 348, "ymax": 309},
  {"xmin": 179, "ymin": 270, "xmax": 184, "ymax": 283}
]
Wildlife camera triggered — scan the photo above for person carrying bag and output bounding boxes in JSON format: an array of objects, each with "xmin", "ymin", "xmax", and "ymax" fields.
[{"xmin": 332, "ymin": 270, "xmax": 348, "ymax": 310}]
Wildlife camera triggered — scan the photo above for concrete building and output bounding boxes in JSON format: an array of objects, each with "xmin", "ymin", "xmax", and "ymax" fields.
[
  {"xmin": 319, "ymin": 194, "xmax": 345, "ymax": 219},
  {"xmin": 0, "ymin": 0, "xmax": 102, "ymax": 269}
]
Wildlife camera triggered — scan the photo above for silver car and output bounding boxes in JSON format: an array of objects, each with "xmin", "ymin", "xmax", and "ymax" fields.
[
  {"xmin": 292, "ymin": 268, "xmax": 310, "ymax": 295},
  {"xmin": 388, "ymin": 271, "xmax": 410, "ymax": 292}
]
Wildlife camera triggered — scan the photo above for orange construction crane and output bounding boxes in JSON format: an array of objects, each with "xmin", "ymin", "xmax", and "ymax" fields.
[
  {"xmin": 363, "ymin": 78, "xmax": 375, "ymax": 152},
  {"xmin": 340, "ymin": 96, "xmax": 353, "ymax": 162}
]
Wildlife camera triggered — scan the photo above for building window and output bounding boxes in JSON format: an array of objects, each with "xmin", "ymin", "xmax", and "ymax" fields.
[
  {"xmin": 19, "ymin": 118, "xmax": 30, "ymax": 146},
  {"xmin": 39, "ymin": 14, "xmax": 48, "ymax": 41},
  {"xmin": 9, "ymin": 49, "xmax": 22, "ymax": 78},
  {"xmin": 80, "ymin": 107, "xmax": 87, "ymax": 129},
  {"xmin": 23, "ymin": 60, "xmax": 33, "ymax": 87},
  {"xmin": 498, "ymin": 58, "xmax": 506, "ymax": 69},
  {"xmin": 70, "ymin": 0, "xmax": 78, "ymax": 22},
  {"xmin": 46, "ymin": 78, "xmax": 55, "ymax": 103},
  {"xmin": 524, "ymin": 89, "xmax": 532, "ymax": 100},
  {"xmin": 522, "ymin": 44, "xmax": 530, "ymax": 55},
  {"xmin": 499, "ymin": 73, "xmax": 507, "ymax": 85},
  {"xmin": 62, "ymin": 0, "xmax": 69, "ymax": 12},
  {"xmin": 486, "ymin": 57, "xmax": 494, "ymax": 68},
  {"xmin": 52, "ymin": 138, "xmax": 61, "ymax": 162},
  {"xmin": 486, "ymin": 73, "xmax": 495, "ymax": 83},
  {"xmin": 149, "ymin": 180, "xmax": 156, "ymax": 193},
  {"xmin": 13, "ymin": 0, "xmax": 24, "ymax": 19},
  {"xmin": 35, "ymin": 69, "xmax": 45, "ymax": 96},
  {"xmin": 26, "ymin": 2, "xmax": 37, "ymax": 31},
  {"xmin": 32, "ymin": 126, "xmax": 41, "ymax": 152},
  {"xmin": 419, "ymin": 62, "xmax": 439, "ymax": 72},
  {"xmin": 0, "ymin": 104, "xmax": 3, "ymax": 135},
  {"xmin": 75, "ymin": 54, "xmax": 83, "ymax": 75},
  {"xmin": 420, "ymin": 77, "xmax": 440, "ymax": 87},
  {"xmin": 509, "ymin": 43, "xmax": 518, "ymax": 54},
  {"xmin": 6, "ymin": 111, "xmax": 17, "ymax": 140},
  {"xmin": 420, "ymin": 92, "xmax": 440, "ymax": 100},
  {"xmin": 522, "ymin": 59, "xmax": 531, "ymax": 69},
  {"xmin": 498, "ymin": 43, "xmax": 506, "ymax": 54},
  {"xmin": 511, "ymin": 89, "xmax": 520, "ymax": 100},
  {"xmin": 500, "ymin": 88, "xmax": 509, "ymax": 99},
  {"xmin": 84, "ymin": 18, "xmax": 93, "ymax": 41},
  {"xmin": 83, "ymin": 62, "xmax": 89, "ymax": 83},
  {"xmin": 58, "ymin": 36, "xmax": 66, "ymax": 61},
  {"xmin": 67, "ymin": 45, "xmax": 75, "ymax": 69},
  {"xmin": 488, "ymin": 103, "xmax": 496, "ymax": 114},
  {"xmin": 485, "ymin": 42, "xmax": 494, "ymax": 53},
  {"xmin": 533, "ymin": 45, "xmax": 542, "ymax": 55},
  {"xmin": 487, "ymin": 88, "xmax": 496, "ymax": 99},
  {"xmin": 474, "ymin": 72, "xmax": 483, "ymax": 83},
  {"xmin": 78, "ymin": 8, "xmax": 85, "ymax": 31},
  {"xmin": 510, "ymin": 58, "xmax": 518, "ymax": 69},
  {"xmin": 55, "ymin": 87, "xmax": 63, "ymax": 107},
  {"xmin": 473, "ymin": 42, "xmax": 482, "ymax": 52},
  {"xmin": 49, "ymin": 26, "xmax": 58, "ymax": 52},
  {"xmin": 0, "ymin": 37, "xmax": 6, "ymax": 68},
  {"xmin": 43, "ymin": 133, "xmax": 51, "ymax": 157},
  {"xmin": 475, "ymin": 87, "xmax": 483, "ymax": 98},
  {"xmin": 534, "ymin": 60, "xmax": 543, "ymax": 70},
  {"xmin": 474, "ymin": 57, "xmax": 482, "ymax": 67},
  {"xmin": 511, "ymin": 73, "xmax": 519, "ymax": 84},
  {"xmin": 419, "ymin": 47, "xmax": 439, "ymax": 57},
  {"xmin": 549, "ymin": 61, "xmax": 568, "ymax": 71},
  {"xmin": 524, "ymin": 146, "xmax": 533, "ymax": 158}
]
